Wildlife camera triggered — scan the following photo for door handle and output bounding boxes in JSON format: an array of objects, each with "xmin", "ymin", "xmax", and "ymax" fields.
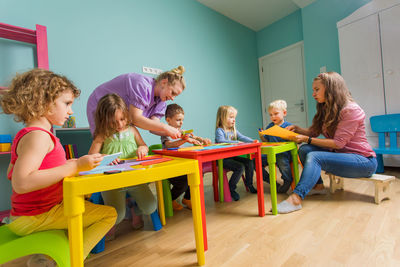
[{"xmin": 294, "ymin": 100, "xmax": 304, "ymax": 112}]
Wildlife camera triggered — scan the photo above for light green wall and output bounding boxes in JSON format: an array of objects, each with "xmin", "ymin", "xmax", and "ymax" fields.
[
  {"xmin": 256, "ymin": 9, "xmax": 303, "ymax": 58},
  {"xmin": 0, "ymin": 0, "xmax": 260, "ymax": 210}
]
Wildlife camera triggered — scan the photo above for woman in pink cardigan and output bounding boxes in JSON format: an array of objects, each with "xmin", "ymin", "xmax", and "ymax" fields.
[{"xmin": 277, "ymin": 72, "xmax": 377, "ymax": 213}]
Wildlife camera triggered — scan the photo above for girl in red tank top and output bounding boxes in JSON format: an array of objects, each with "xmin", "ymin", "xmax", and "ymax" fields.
[{"xmin": 0, "ymin": 69, "xmax": 116, "ymax": 263}]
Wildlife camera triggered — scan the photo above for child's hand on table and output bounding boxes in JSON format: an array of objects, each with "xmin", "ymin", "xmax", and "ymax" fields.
[
  {"xmin": 136, "ymin": 146, "xmax": 149, "ymax": 159},
  {"xmin": 77, "ymin": 153, "xmax": 103, "ymax": 172},
  {"xmin": 202, "ymin": 138, "xmax": 212, "ymax": 145},
  {"xmin": 110, "ymin": 158, "xmax": 122, "ymax": 165},
  {"xmin": 188, "ymin": 138, "xmax": 202, "ymax": 146}
]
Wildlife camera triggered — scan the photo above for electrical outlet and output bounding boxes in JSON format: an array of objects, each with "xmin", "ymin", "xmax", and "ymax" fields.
[
  {"xmin": 142, "ymin": 66, "xmax": 163, "ymax": 75},
  {"xmin": 320, "ymin": 66, "xmax": 327, "ymax": 73}
]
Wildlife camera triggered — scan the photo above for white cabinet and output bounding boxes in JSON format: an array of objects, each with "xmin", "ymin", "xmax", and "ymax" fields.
[
  {"xmin": 337, "ymin": 0, "xmax": 400, "ymax": 167},
  {"xmin": 380, "ymin": 5, "xmax": 400, "ymax": 114}
]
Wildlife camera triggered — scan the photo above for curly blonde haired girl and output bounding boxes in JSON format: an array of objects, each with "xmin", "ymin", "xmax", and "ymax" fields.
[
  {"xmin": 1, "ymin": 68, "xmax": 80, "ymax": 123},
  {"xmin": 0, "ymin": 68, "xmax": 117, "ymax": 265}
]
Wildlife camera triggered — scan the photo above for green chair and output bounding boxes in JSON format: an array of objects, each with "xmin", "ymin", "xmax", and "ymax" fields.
[
  {"xmin": 261, "ymin": 142, "xmax": 300, "ymax": 215},
  {"xmin": 0, "ymin": 225, "xmax": 71, "ymax": 266}
]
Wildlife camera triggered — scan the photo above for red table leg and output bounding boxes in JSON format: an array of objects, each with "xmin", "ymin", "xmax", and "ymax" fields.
[
  {"xmin": 212, "ymin": 161, "xmax": 219, "ymax": 202},
  {"xmin": 255, "ymin": 148, "xmax": 265, "ymax": 217}
]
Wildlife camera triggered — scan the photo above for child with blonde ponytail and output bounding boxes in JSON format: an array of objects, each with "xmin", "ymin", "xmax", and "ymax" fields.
[{"xmin": 215, "ymin": 105, "xmax": 258, "ymax": 201}]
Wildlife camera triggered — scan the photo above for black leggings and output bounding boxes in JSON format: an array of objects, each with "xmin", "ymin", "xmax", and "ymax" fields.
[{"xmin": 169, "ymin": 175, "xmax": 190, "ymax": 200}]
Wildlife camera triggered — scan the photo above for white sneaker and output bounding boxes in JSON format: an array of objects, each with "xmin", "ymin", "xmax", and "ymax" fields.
[{"xmin": 27, "ymin": 254, "xmax": 56, "ymax": 267}]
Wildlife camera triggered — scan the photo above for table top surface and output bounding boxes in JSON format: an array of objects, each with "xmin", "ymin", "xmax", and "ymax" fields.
[
  {"xmin": 154, "ymin": 142, "xmax": 262, "ymax": 157},
  {"xmin": 63, "ymin": 156, "xmax": 200, "ymax": 197},
  {"xmin": 260, "ymin": 142, "xmax": 297, "ymax": 152}
]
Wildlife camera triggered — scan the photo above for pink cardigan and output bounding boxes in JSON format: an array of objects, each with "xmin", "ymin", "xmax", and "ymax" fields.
[{"xmin": 322, "ymin": 102, "xmax": 376, "ymax": 158}]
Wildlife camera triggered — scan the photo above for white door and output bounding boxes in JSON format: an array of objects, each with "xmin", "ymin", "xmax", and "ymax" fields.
[
  {"xmin": 338, "ymin": 13, "xmax": 385, "ymax": 137},
  {"xmin": 380, "ymin": 4, "xmax": 400, "ymax": 114},
  {"xmin": 259, "ymin": 42, "xmax": 307, "ymax": 128}
]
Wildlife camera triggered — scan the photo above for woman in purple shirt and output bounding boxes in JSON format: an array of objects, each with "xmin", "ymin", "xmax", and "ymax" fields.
[
  {"xmin": 277, "ymin": 72, "xmax": 377, "ymax": 214},
  {"xmin": 87, "ymin": 66, "xmax": 185, "ymax": 139}
]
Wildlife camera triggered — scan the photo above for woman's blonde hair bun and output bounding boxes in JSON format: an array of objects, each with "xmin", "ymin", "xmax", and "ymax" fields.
[
  {"xmin": 156, "ymin": 65, "xmax": 186, "ymax": 89},
  {"xmin": 171, "ymin": 65, "xmax": 185, "ymax": 75}
]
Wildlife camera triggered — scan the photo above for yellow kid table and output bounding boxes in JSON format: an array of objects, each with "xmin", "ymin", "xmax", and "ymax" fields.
[
  {"xmin": 63, "ymin": 156, "xmax": 205, "ymax": 266},
  {"xmin": 261, "ymin": 142, "xmax": 300, "ymax": 215}
]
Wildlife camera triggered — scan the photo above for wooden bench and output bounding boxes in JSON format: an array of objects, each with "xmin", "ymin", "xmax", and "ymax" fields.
[{"xmin": 328, "ymin": 173, "xmax": 395, "ymax": 204}]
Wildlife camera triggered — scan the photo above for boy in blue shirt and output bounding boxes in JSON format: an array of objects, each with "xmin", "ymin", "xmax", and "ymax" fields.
[
  {"xmin": 161, "ymin": 104, "xmax": 211, "ymax": 210},
  {"xmin": 260, "ymin": 100, "xmax": 293, "ymax": 194}
]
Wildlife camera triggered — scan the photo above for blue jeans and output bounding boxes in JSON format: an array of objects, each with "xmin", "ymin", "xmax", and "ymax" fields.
[
  {"xmin": 262, "ymin": 152, "xmax": 293, "ymax": 184},
  {"xmin": 294, "ymin": 144, "xmax": 377, "ymax": 199}
]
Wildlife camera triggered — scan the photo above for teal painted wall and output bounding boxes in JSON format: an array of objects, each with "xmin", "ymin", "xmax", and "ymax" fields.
[
  {"xmin": 0, "ymin": 0, "xmax": 375, "ymax": 212},
  {"xmin": 256, "ymin": 9, "xmax": 303, "ymax": 58},
  {"xmin": 0, "ymin": 0, "xmax": 260, "ymax": 210},
  {"xmin": 301, "ymin": 0, "xmax": 372, "ymax": 122},
  {"xmin": 255, "ymin": 0, "xmax": 371, "ymax": 124}
]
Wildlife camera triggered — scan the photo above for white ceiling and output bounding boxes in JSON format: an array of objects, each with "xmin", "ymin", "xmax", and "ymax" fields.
[{"xmin": 197, "ymin": 0, "xmax": 316, "ymax": 31}]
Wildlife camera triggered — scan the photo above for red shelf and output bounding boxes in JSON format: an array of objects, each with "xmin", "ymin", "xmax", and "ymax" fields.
[{"xmin": 0, "ymin": 152, "xmax": 11, "ymax": 155}]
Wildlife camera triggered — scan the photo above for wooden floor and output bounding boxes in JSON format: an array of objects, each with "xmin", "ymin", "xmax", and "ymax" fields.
[{"xmin": 3, "ymin": 168, "xmax": 400, "ymax": 267}]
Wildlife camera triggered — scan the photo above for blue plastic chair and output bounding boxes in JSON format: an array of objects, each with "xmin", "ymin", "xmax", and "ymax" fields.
[
  {"xmin": 370, "ymin": 113, "xmax": 400, "ymax": 173},
  {"xmin": 89, "ymin": 193, "xmax": 106, "ymax": 254},
  {"xmin": 0, "ymin": 225, "xmax": 70, "ymax": 266}
]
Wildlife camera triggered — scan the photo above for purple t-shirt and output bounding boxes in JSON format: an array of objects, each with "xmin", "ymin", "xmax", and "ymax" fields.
[
  {"xmin": 320, "ymin": 102, "xmax": 376, "ymax": 158},
  {"xmin": 87, "ymin": 73, "xmax": 166, "ymax": 134}
]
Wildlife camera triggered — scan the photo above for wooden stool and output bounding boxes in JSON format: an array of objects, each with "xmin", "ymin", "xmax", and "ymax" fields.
[{"xmin": 328, "ymin": 173, "xmax": 395, "ymax": 204}]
